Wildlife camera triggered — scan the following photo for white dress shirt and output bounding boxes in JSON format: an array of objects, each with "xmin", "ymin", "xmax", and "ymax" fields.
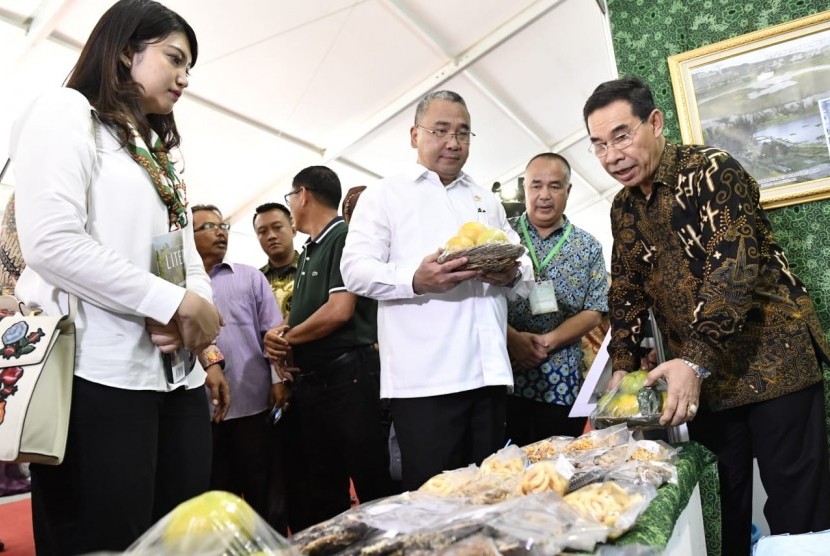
[
  {"xmin": 11, "ymin": 88, "xmax": 212, "ymax": 391},
  {"xmin": 341, "ymin": 164, "xmax": 532, "ymax": 398}
]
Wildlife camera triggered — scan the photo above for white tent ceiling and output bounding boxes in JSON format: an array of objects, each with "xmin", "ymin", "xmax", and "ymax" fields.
[{"xmin": 0, "ymin": 0, "xmax": 621, "ymax": 267}]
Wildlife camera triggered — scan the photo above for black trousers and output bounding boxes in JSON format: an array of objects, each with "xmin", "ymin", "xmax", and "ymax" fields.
[
  {"xmin": 391, "ymin": 386, "xmax": 507, "ymax": 492},
  {"xmin": 688, "ymin": 382, "xmax": 830, "ymax": 556},
  {"xmin": 505, "ymin": 395, "xmax": 586, "ymax": 446},
  {"xmin": 31, "ymin": 377, "xmax": 211, "ymax": 556},
  {"xmin": 210, "ymin": 411, "xmax": 270, "ymax": 522},
  {"xmin": 267, "ymin": 403, "xmax": 320, "ymax": 535},
  {"xmin": 291, "ymin": 348, "xmax": 392, "ymax": 530}
]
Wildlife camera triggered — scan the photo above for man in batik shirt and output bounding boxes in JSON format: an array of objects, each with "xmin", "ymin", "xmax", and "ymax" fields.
[
  {"xmin": 253, "ymin": 201, "xmax": 300, "ymax": 534},
  {"xmin": 584, "ymin": 76, "xmax": 830, "ymax": 555},
  {"xmin": 254, "ymin": 202, "xmax": 299, "ymax": 319},
  {"xmin": 506, "ymin": 153, "xmax": 608, "ymax": 444}
]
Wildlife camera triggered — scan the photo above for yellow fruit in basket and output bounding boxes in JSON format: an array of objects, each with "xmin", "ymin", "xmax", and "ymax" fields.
[
  {"xmin": 458, "ymin": 221, "xmax": 489, "ymax": 243},
  {"xmin": 606, "ymin": 393, "xmax": 639, "ymax": 417},
  {"xmin": 163, "ymin": 491, "xmax": 257, "ymax": 552},
  {"xmin": 445, "ymin": 235, "xmax": 476, "ymax": 253},
  {"xmin": 477, "ymin": 228, "xmax": 509, "ymax": 245},
  {"xmin": 619, "ymin": 369, "xmax": 649, "ymax": 395}
]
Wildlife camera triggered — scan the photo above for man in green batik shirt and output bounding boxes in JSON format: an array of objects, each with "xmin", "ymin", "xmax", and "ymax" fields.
[
  {"xmin": 253, "ymin": 201, "xmax": 302, "ymax": 533},
  {"xmin": 584, "ymin": 76, "xmax": 830, "ymax": 556},
  {"xmin": 254, "ymin": 202, "xmax": 299, "ymax": 319}
]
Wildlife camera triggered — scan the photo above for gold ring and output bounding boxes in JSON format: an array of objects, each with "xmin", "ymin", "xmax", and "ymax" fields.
[{"xmin": 687, "ymin": 403, "xmax": 698, "ymax": 415}]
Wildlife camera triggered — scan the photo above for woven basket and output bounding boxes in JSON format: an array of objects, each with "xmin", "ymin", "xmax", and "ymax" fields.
[{"xmin": 437, "ymin": 243, "xmax": 526, "ymax": 273}]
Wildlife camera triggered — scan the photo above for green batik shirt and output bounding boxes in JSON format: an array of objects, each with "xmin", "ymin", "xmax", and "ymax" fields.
[
  {"xmin": 608, "ymin": 142, "xmax": 829, "ymax": 412},
  {"xmin": 260, "ymin": 252, "xmax": 299, "ymax": 321}
]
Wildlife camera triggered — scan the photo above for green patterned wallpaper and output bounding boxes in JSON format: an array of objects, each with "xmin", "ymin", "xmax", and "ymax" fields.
[{"xmin": 607, "ymin": 0, "xmax": 830, "ymax": 339}]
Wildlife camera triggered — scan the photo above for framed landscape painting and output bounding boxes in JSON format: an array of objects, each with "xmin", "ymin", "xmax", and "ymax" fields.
[{"xmin": 669, "ymin": 11, "xmax": 830, "ymax": 209}]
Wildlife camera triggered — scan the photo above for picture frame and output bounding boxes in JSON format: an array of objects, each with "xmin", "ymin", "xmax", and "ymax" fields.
[{"xmin": 668, "ymin": 11, "xmax": 830, "ymax": 209}]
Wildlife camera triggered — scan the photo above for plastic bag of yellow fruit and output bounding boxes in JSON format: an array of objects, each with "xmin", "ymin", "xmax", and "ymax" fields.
[
  {"xmin": 436, "ymin": 221, "xmax": 525, "ymax": 273},
  {"xmin": 590, "ymin": 370, "xmax": 669, "ymax": 430},
  {"xmin": 125, "ymin": 491, "xmax": 298, "ymax": 555}
]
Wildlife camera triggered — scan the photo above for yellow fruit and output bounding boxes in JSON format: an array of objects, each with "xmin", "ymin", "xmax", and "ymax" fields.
[
  {"xmin": 619, "ymin": 369, "xmax": 649, "ymax": 395},
  {"xmin": 660, "ymin": 390, "xmax": 668, "ymax": 411},
  {"xmin": 605, "ymin": 393, "xmax": 639, "ymax": 417},
  {"xmin": 457, "ymin": 221, "xmax": 489, "ymax": 243},
  {"xmin": 164, "ymin": 491, "xmax": 257, "ymax": 552},
  {"xmin": 476, "ymin": 228, "xmax": 509, "ymax": 245},
  {"xmin": 444, "ymin": 235, "xmax": 475, "ymax": 253}
]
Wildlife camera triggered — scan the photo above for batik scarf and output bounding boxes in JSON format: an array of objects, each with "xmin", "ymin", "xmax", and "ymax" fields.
[{"xmin": 126, "ymin": 127, "xmax": 189, "ymax": 230}]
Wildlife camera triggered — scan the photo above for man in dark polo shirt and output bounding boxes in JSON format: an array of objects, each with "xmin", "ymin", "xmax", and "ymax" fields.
[{"xmin": 264, "ymin": 165, "xmax": 391, "ymax": 529}]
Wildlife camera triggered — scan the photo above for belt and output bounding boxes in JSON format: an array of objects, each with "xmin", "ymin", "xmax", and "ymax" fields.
[{"xmin": 293, "ymin": 345, "xmax": 376, "ymax": 384}]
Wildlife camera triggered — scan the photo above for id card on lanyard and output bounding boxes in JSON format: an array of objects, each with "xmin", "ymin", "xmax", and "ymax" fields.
[{"xmin": 519, "ymin": 214, "xmax": 572, "ymax": 315}]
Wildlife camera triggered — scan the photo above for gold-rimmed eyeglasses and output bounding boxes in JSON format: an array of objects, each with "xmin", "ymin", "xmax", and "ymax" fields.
[
  {"xmin": 416, "ymin": 125, "xmax": 475, "ymax": 144},
  {"xmin": 588, "ymin": 119, "xmax": 646, "ymax": 158}
]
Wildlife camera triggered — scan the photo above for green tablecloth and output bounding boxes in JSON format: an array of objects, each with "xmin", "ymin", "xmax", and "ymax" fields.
[{"xmin": 615, "ymin": 441, "xmax": 721, "ymax": 555}]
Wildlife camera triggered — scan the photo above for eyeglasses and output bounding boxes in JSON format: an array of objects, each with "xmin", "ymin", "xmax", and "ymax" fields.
[
  {"xmin": 194, "ymin": 222, "xmax": 230, "ymax": 233},
  {"xmin": 416, "ymin": 125, "xmax": 475, "ymax": 144},
  {"xmin": 284, "ymin": 190, "xmax": 300, "ymax": 205},
  {"xmin": 588, "ymin": 119, "xmax": 646, "ymax": 158}
]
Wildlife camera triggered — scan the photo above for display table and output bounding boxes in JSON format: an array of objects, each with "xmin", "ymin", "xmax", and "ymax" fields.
[{"xmin": 614, "ymin": 441, "xmax": 720, "ymax": 555}]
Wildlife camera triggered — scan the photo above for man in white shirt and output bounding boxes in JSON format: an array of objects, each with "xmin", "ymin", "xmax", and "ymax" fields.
[{"xmin": 341, "ymin": 90, "xmax": 532, "ymax": 490}]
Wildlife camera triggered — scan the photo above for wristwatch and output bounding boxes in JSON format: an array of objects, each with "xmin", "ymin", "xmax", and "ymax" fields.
[{"xmin": 680, "ymin": 358, "xmax": 711, "ymax": 379}]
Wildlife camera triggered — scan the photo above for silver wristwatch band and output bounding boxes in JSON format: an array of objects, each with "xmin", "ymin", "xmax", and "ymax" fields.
[{"xmin": 681, "ymin": 358, "xmax": 711, "ymax": 379}]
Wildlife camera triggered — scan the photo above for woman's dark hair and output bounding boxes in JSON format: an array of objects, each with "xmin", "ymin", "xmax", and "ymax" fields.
[{"xmin": 66, "ymin": 0, "xmax": 197, "ymax": 152}]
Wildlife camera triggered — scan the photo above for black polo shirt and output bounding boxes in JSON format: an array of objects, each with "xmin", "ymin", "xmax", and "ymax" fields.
[{"xmin": 288, "ymin": 217, "xmax": 377, "ymax": 368}]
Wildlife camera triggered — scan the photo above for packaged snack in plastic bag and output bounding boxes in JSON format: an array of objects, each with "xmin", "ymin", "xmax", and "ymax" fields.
[
  {"xmin": 418, "ymin": 464, "xmax": 479, "ymax": 497},
  {"xmin": 516, "ymin": 458, "xmax": 572, "ymax": 496},
  {"xmin": 563, "ymin": 480, "xmax": 657, "ymax": 538},
  {"xmin": 479, "ymin": 444, "xmax": 527, "ymax": 475},
  {"xmin": 458, "ymin": 471, "xmax": 521, "ymax": 505},
  {"xmin": 289, "ymin": 511, "xmax": 380, "ymax": 556},
  {"xmin": 521, "ymin": 435, "xmax": 573, "ymax": 463},
  {"xmin": 606, "ymin": 460, "xmax": 678, "ymax": 488},
  {"xmin": 626, "ymin": 439, "xmax": 680, "ymax": 463},
  {"xmin": 591, "ymin": 370, "xmax": 668, "ymax": 430},
  {"xmin": 126, "ymin": 491, "xmax": 297, "ymax": 555},
  {"xmin": 457, "ymin": 491, "xmax": 610, "ymax": 554},
  {"xmin": 563, "ymin": 423, "xmax": 632, "ymax": 453},
  {"xmin": 357, "ymin": 492, "xmax": 471, "ymax": 534}
]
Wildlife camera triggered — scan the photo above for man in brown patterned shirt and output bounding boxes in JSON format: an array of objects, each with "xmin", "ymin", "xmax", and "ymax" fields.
[{"xmin": 584, "ymin": 76, "xmax": 830, "ymax": 555}]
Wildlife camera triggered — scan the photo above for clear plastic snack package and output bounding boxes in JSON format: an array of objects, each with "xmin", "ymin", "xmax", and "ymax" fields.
[
  {"xmin": 356, "ymin": 491, "xmax": 471, "ymax": 534},
  {"xmin": 418, "ymin": 464, "xmax": 479, "ymax": 497},
  {"xmin": 289, "ymin": 510, "xmax": 380, "ymax": 556},
  {"xmin": 563, "ymin": 423, "xmax": 632, "ymax": 453},
  {"xmin": 479, "ymin": 444, "xmax": 528, "ymax": 475},
  {"xmin": 515, "ymin": 457, "xmax": 573, "ymax": 496},
  {"xmin": 458, "ymin": 471, "xmax": 522, "ymax": 505},
  {"xmin": 458, "ymin": 491, "xmax": 611, "ymax": 554},
  {"xmin": 626, "ymin": 439, "xmax": 680, "ymax": 463},
  {"xmin": 606, "ymin": 460, "xmax": 678, "ymax": 488},
  {"xmin": 521, "ymin": 435, "xmax": 574, "ymax": 464},
  {"xmin": 590, "ymin": 370, "xmax": 668, "ymax": 430},
  {"xmin": 126, "ymin": 491, "xmax": 297, "ymax": 555},
  {"xmin": 563, "ymin": 480, "xmax": 657, "ymax": 539}
]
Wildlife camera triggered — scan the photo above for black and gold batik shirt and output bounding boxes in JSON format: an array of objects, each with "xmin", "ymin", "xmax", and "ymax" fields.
[{"xmin": 608, "ymin": 142, "xmax": 828, "ymax": 411}]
